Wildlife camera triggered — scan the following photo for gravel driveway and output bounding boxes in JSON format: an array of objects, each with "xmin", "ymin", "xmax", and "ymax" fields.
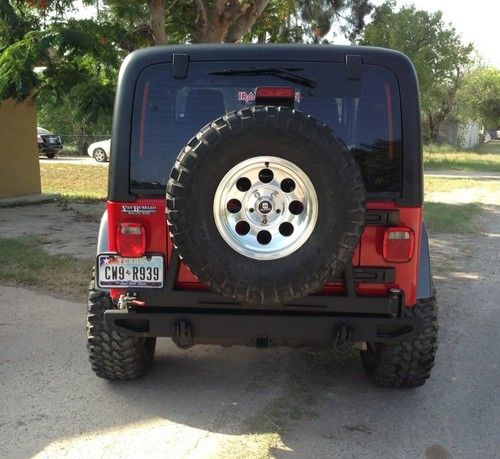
[{"xmin": 0, "ymin": 195, "xmax": 498, "ymax": 458}]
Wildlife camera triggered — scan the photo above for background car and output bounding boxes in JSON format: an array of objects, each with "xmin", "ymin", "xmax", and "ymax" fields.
[
  {"xmin": 37, "ymin": 127, "xmax": 63, "ymax": 159},
  {"xmin": 87, "ymin": 139, "xmax": 111, "ymax": 162}
]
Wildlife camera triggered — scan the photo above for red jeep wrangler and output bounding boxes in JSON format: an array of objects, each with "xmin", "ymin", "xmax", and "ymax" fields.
[{"xmin": 87, "ymin": 44, "xmax": 438, "ymax": 387}]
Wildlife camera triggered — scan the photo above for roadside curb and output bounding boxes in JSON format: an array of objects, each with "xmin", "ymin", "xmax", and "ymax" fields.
[{"xmin": 0, "ymin": 193, "xmax": 59, "ymax": 208}]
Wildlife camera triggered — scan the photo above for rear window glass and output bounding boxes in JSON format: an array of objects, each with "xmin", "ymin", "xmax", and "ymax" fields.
[{"xmin": 130, "ymin": 61, "xmax": 402, "ymax": 195}]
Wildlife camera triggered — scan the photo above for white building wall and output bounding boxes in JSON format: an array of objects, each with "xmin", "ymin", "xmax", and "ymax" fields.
[{"xmin": 459, "ymin": 122, "xmax": 481, "ymax": 148}]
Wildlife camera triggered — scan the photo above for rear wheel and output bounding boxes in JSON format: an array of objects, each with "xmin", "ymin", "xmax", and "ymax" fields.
[
  {"xmin": 93, "ymin": 148, "xmax": 108, "ymax": 162},
  {"xmin": 86, "ymin": 274, "xmax": 156, "ymax": 380},
  {"xmin": 45, "ymin": 151, "xmax": 56, "ymax": 159},
  {"xmin": 360, "ymin": 294, "xmax": 438, "ymax": 388}
]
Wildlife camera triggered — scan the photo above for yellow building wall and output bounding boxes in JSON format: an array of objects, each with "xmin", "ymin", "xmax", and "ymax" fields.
[{"xmin": 0, "ymin": 98, "xmax": 41, "ymax": 198}]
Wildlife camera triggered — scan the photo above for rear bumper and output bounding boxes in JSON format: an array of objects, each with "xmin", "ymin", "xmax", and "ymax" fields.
[
  {"xmin": 103, "ymin": 252, "xmax": 422, "ymax": 347},
  {"xmin": 38, "ymin": 144, "xmax": 63, "ymax": 152},
  {"xmin": 104, "ymin": 294, "xmax": 423, "ymax": 347}
]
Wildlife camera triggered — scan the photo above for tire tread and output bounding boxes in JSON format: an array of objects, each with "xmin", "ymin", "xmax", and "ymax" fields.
[
  {"xmin": 86, "ymin": 274, "xmax": 155, "ymax": 380},
  {"xmin": 361, "ymin": 293, "xmax": 438, "ymax": 388}
]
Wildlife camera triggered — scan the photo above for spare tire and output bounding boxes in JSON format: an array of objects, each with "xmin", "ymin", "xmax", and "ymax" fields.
[{"xmin": 166, "ymin": 106, "xmax": 365, "ymax": 305}]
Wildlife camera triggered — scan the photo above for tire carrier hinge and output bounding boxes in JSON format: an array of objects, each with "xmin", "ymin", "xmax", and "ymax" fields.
[{"xmin": 173, "ymin": 53, "xmax": 189, "ymax": 79}]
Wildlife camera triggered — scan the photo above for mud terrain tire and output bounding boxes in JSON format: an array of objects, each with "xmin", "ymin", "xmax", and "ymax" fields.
[
  {"xmin": 86, "ymin": 275, "xmax": 156, "ymax": 380},
  {"xmin": 166, "ymin": 106, "xmax": 365, "ymax": 305},
  {"xmin": 360, "ymin": 294, "xmax": 438, "ymax": 388}
]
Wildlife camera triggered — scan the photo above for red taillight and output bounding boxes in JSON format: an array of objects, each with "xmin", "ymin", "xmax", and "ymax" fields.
[
  {"xmin": 116, "ymin": 223, "xmax": 146, "ymax": 257},
  {"xmin": 383, "ymin": 227, "xmax": 415, "ymax": 263},
  {"xmin": 256, "ymin": 86, "xmax": 295, "ymax": 99}
]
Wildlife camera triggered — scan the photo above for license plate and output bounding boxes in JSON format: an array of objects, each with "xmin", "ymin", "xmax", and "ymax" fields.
[
  {"xmin": 97, "ymin": 254, "xmax": 164, "ymax": 288},
  {"xmin": 47, "ymin": 137, "xmax": 56, "ymax": 144}
]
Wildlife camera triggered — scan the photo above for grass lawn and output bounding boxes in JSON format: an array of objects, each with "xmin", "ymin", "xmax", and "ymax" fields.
[
  {"xmin": 423, "ymin": 141, "xmax": 500, "ymax": 172},
  {"xmin": 0, "ymin": 237, "xmax": 93, "ymax": 299},
  {"xmin": 423, "ymin": 152, "xmax": 500, "ymax": 172},
  {"xmin": 424, "ymin": 202, "xmax": 483, "ymax": 233},
  {"xmin": 424, "ymin": 176, "xmax": 500, "ymax": 194},
  {"xmin": 473, "ymin": 141, "xmax": 500, "ymax": 154},
  {"xmin": 40, "ymin": 163, "xmax": 108, "ymax": 201},
  {"xmin": 423, "ymin": 177, "xmax": 498, "ymax": 232}
]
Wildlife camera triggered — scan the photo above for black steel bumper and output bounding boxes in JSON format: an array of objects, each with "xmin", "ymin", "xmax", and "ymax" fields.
[
  {"xmin": 103, "ymin": 253, "xmax": 422, "ymax": 347},
  {"xmin": 104, "ymin": 293, "xmax": 422, "ymax": 347}
]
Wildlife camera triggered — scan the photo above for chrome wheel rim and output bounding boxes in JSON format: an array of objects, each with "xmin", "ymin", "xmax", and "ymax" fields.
[{"xmin": 213, "ymin": 156, "xmax": 318, "ymax": 260}]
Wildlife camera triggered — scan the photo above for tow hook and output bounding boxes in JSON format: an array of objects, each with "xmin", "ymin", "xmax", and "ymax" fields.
[
  {"xmin": 333, "ymin": 323, "xmax": 352, "ymax": 352},
  {"xmin": 172, "ymin": 320, "xmax": 193, "ymax": 349},
  {"xmin": 117, "ymin": 293, "xmax": 145, "ymax": 309}
]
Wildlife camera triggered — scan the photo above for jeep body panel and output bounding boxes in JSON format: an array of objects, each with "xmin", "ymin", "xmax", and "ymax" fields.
[{"xmin": 105, "ymin": 198, "xmax": 423, "ymax": 306}]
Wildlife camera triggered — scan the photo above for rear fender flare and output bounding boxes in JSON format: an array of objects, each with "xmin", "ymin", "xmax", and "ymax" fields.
[
  {"xmin": 95, "ymin": 210, "xmax": 111, "ymax": 292},
  {"xmin": 97, "ymin": 210, "xmax": 109, "ymax": 254},
  {"xmin": 417, "ymin": 222, "xmax": 433, "ymax": 299}
]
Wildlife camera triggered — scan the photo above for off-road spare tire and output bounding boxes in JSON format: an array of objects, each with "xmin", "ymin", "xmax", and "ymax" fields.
[{"xmin": 166, "ymin": 106, "xmax": 365, "ymax": 305}]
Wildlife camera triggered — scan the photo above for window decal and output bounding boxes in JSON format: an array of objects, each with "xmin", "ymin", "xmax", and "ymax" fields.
[{"xmin": 237, "ymin": 90, "xmax": 301, "ymax": 103}]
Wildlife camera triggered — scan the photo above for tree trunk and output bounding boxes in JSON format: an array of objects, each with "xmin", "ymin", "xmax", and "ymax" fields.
[
  {"xmin": 428, "ymin": 114, "xmax": 438, "ymax": 143},
  {"xmin": 193, "ymin": 0, "xmax": 271, "ymax": 43},
  {"xmin": 427, "ymin": 68, "xmax": 463, "ymax": 145},
  {"xmin": 148, "ymin": 0, "xmax": 167, "ymax": 45},
  {"xmin": 193, "ymin": 0, "xmax": 232, "ymax": 42},
  {"xmin": 225, "ymin": 0, "xmax": 271, "ymax": 43}
]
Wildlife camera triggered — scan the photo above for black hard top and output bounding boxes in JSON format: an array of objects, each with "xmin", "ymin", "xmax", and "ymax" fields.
[
  {"xmin": 120, "ymin": 43, "xmax": 412, "ymax": 64},
  {"xmin": 110, "ymin": 44, "xmax": 422, "ymax": 205}
]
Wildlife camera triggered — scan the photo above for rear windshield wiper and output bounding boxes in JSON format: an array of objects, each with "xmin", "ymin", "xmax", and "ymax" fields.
[{"xmin": 209, "ymin": 67, "xmax": 317, "ymax": 89}]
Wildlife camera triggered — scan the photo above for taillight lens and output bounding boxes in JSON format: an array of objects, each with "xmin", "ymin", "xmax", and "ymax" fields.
[
  {"xmin": 116, "ymin": 223, "xmax": 146, "ymax": 257},
  {"xmin": 383, "ymin": 227, "xmax": 415, "ymax": 263}
]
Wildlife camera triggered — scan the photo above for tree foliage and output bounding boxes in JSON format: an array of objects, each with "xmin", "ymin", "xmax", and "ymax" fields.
[
  {"xmin": 357, "ymin": 1, "xmax": 474, "ymax": 142},
  {"xmin": 0, "ymin": 1, "xmax": 123, "ymax": 143},
  {"xmin": 454, "ymin": 67, "xmax": 500, "ymax": 129},
  {"xmin": 0, "ymin": 0, "xmax": 372, "ymax": 141},
  {"xmin": 245, "ymin": 0, "xmax": 372, "ymax": 43},
  {"xmin": 96, "ymin": 0, "xmax": 372, "ymax": 45}
]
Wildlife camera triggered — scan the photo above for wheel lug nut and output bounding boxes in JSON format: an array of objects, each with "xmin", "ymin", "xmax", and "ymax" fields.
[
  {"xmin": 254, "ymin": 192, "xmax": 260, "ymax": 198},
  {"xmin": 249, "ymin": 208, "xmax": 254, "ymax": 213},
  {"xmin": 271, "ymin": 192, "xmax": 278, "ymax": 198}
]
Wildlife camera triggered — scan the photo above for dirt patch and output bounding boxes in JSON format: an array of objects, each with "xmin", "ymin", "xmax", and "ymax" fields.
[
  {"xmin": 0, "ymin": 201, "xmax": 104, "ymax": 259},
  {"xmin": 426, "ymin": 188, "xmax": 500, "ymax": 205},
  {"xmin": 425, "ymin": 174, "xmax": 500, "ymax": 206}
]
